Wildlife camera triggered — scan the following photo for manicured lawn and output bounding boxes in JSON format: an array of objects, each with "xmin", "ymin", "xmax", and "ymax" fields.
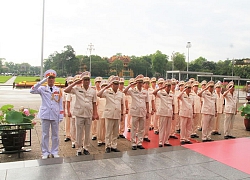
[{"xmin": 0, "ymin": 76, "xmax": 12, "ymax": 83}]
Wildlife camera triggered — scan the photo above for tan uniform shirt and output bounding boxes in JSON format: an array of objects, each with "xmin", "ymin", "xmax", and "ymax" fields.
[
  {"xmin": 156, "ymin": 90, "xmax": 174, "ymax": 117},
  {"xmin": 191, "ymin": 91, "xmax": 202, "ymax": 113},
  {"xmin": 127, "ymin": 87, "xmax": 149, "ymax": 117},
  {"xmin": 144, "ymin": 87, "xmax": 155, "ymax": 112},
  {"xmin": 224, "ymin": 91, "xmax": 237, "ymax": 114},
  {"xmin": 179, "ymin": 93, "xmax": 194, "ymax": 118},
  {"xmin": 201, "ymin": 90, "xmax": 217, "ymax": 115},
  {"xmin": 70, "ymin": 86, "xmax": 96, "ymax": 118},
  {"xmin": 62, "ymin": 91, "xmax": 68, "ymax": 114},
  {"xmin": 66, "ymin": 93, "xmax": 76, "ymax": 114},
  {"xmin": 171, "ymin": 90, "xmax": 180, "ymax": 114},
  {"xmin": 102, "ymin": 89, "xmax": 123, "ymax": 120},
  {"xmin": 216, "ymin": 92, "xmax": 224, "ymax": 114}
]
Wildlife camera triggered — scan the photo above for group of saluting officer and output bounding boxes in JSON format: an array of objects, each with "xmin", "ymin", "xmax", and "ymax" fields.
[{"xmin": 30, "ymin": 69, "xmax": 237, "ymax": 159}]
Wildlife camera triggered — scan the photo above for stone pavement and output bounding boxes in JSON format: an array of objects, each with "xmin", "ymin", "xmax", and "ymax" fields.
[{"xmin": 0, "ymin": 85, "xmax": 250, "ymax": 179}]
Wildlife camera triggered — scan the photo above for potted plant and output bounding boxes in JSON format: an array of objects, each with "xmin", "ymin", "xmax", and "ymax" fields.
[
  {"xmin": 0, "ymin": 104, "xmax": 37, "ymax": 151},
  {"xmin": 238, "ymin": 103, "xmax": 250, "ymax": 131}
]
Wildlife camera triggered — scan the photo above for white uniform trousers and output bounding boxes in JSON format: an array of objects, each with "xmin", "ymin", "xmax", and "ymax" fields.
[
  {"xmin": 70, "ymin": 117, "xmax": 76, "ymax": 143},
  {"xmin": 180, "ymin": 116, "xmax": 192, "ymax": 142},
  {"xmin": 213, "ymin": 113, "xmax": 224, "ymax": 132},
  {"xmin": 127, "ymin": 113, "xmax": 132, "ymax": 130},
  {"xmin": 202, "ymin": 114, "xmax": 214, "ymax": 140},
  {"xmin": 91, "ymin": 120, "xmax": 97, "ymax": 138},
  {"xmin": 159, "ymin": 116, "xmax": 172, "ymax": 145},
  {"xmin": 41, "ymin": 119, "xmax": 59, "ymax": 156},
  {"xmin": 97, "ymin": 118, "xmax": 105, "ymax": 144},
  {"xmin": 119, "ymin": 114, "xmax": 125, "ymax": 135},
  {"xmin": 144, "ymin": 113, "xmax": 151, "ymax": 138},
  {"xmin": 192, "ymin": 113, "xmax": 201, "ymax": 135},
  {"xmin": 64, "ymin": 115, "xmax": 71, "ymax": 138},
  {"xmin": 105, "ymin": 118, "xmax": 119, "ymax": 149},
  {"xmin": 131, "ymin": 116, "xmax": 145, "ymax": 146},
  {"xmin": 75, "ymin": 117, "xmax": 91, "ymax": 150},
  {"xmin": 170, "ymin": 113, "xmax": 179, "ymax": 135},
  {"xmin": 153, "ymin": 114, "xmax": 159, "ymax": 132},
  {"xmin": 224, "ymin": 113, "xmax": 235, "ymax": 136}
]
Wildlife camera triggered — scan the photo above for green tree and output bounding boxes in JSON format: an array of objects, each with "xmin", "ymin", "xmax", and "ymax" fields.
[
  {"xmin": 151, "ymin": 50, "xmax": 168, "ymax": 77},
  {"xmin": 173, "ymin": 52, "xmax": 186, "ymax": 71},
  {"xmin": 109, "ymin": 60, "xmax": 123, "ymax": 76}
]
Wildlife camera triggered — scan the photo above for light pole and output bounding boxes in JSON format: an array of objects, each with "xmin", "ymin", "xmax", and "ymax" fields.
[
  {"xmin": 171, "ymin": 51, "xmax": 175, "ymax": 78},
  {"xmin": 40, "ymin": 0, "xmax": 45, "ymax": 80},
  {"xmin": 87, "ymin": 43, "xmax": 95, "ymax": 74},
  {"xmin": 186, "ymin": 42, "xmax": 191, "ymax": 79}
]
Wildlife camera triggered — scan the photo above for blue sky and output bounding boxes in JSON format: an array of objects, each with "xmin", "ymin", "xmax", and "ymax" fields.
[{"xmin": 0, "ymin": 0, "xmax": 249, "ymax": 66}]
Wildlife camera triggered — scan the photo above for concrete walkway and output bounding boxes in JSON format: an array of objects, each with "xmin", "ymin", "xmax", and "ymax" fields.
[{"xmin": 0, "ymin": 76, "xmax": 17, "ymax": 86}]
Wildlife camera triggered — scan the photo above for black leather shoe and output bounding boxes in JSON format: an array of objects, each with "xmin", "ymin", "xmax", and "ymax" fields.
[
  {"xmin": 119, "ymin": 134, "xmax": 126, "ymax": 138},
  {"xmin": 176, "ymin": 129, "xmax": 180, "ymax": 133},
  {"xmin": 76, "ymin": 151, "xmax": 82, "ymax": 156},
  {"xmin": 190, "ymin": 134, "xmax": 196, "ymax": 138},
  {"xmin": 159, "ymin": 144, "xmax": 163, "ymax": 147},
  {"xmin": 64, "ymin": 138, "xmax": 71, "ymax": 142},
  {"xmin": 92, "ymin": 137, "xmax": 97, "ymax": 140},
  {"xmin": 164, "ymin": 143, "xmax": 172, "ymax": 146},
  {"xmin": 98, "ymin": 143, "xmax": 103, "ymax": 147},
  {"xmin": 207, "ymin": 139, "xmax": 214, "ymax": 142},
  {"xmin": 169, "ymin": 135, "xmax": 178, "ymax": 139},
  {"xmin": 202, "ymin": 140, "xmax": 208, "ymax": 142},
  {"xmin": 105, "ymin": 148, "xmax": 111, "ymax": 153},
  {"xmin": 72, "ymin": 144, "xmax": 75, "ymax": 148},
  {"xmin": 229, "ymin": 135, "xmax": 236, "ymax": 139},
  {"xmin": 127, "ymin": 129, "xmax": 131, "ymax": 132},
  {"xmin": 137, "ymin": 145, "xmax": 145, "ymax": 149},
  {"xmin": 143, "ymin": 138, "xmax": 151, "ymax": 142},
  {"xmin": 149, "ymin": 127, "xmax": 152, "ymax": 131},
  {"xmin": 224, "ymin": 136, "xmax": 230, "ymax": 139},
  {"xmin": 154, "ymin": 131, "xmax": 159, "ymax": 135},
  {"xmin": 111, "ymin": 148, "xmax": 120, "ymax": 152},
  {"xmin": 180, "ymin": 141, "xmax": 185, "ymax": 145},
  {"xmin": 185, "ymin": 141, "xmax": 192, "ymax": 144},
  {"xmin": 83, "ymin": 149, "xmax": 90, "ymax": 155},
  {"xmin": 217, "ymin": 132, "xmax": 221, "ymax": 135},
  {"xmin": 132, "ymin": 146, "xmax": 137, "ymax": 150}
]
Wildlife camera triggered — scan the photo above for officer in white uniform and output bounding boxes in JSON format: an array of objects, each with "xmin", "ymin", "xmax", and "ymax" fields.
[
  {"xmin": 212, "ymin": 81, "xmax": 224, "ymax": 135},
  {"xmin": 198, "ymin": 81, "xmax": 217, "ymax": 142},
  {"xmin": 143, "ymin": 77, "xmax": 155, "ymax": 142},
  {"xmin": 190, "ymin": 81, "xmax": 201, "ymax": 138},
  {"xmin": 126, "ymin": 78, "xmax": 135, "ymax": 132},
  {"xmin": 64, "ymin": 71, "xmax": 98, "ymax": 156},
  {"xmin": 97, "ymin": 76, "xmax": 123, "ymax": 153},
  {"xmin": 91, "ymin": 77, "xmax": 102, "ymax": 140},
  {"xmin": 118, "ymin": 78, "xmax": 128, "ymax": 138},
  {"xmin": 66, "ymin": 76, "xmax": 77, "ymax": 148},
  {"xmin": 223, "ymin": 81, "xmax": 237, "ymax": 139},
  {"xmin": 97, "ymin": 80, "xmax": 108, "ymax": 146},
  {"xmin": 153, "ymin": 79, "xmax": 174, "ymax": 147},
  {"xmin": 178, "ymin": 82, "xmax": 194, "ymax": 145},
  {"xmin": 124, "ymin": 74, "xmax": 149, "ymax": 150},
  {"xmin": 30, "ymin": 69, "xmax": 63, "ymax": 159}
]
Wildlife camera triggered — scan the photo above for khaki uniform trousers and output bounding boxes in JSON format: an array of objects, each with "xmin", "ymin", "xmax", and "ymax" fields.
[
  {"xmin": 153, "ymin": 114, "xmax": 159, "ymax": 132},
  {"xmin": 91, "ymin": 120, "xmax": 97, "ymax": 138},
  {"xmin": 70, "ymin": 117, "xmax": 76, "ymax": 143},
  {"xmin": 170, "ymin": 113, "xmax": 179, "ymax": 135},
  {"xmin": 159, "ymin": 116, "xmax": 172, "ymax": 145},
  {"xmin": 180, "ymin": 116, "xmax": 192, "ymax": 142},
  {"xmin": 144, "ymin": 113, "xmax": 151, "ymax": 138},
  {"xmin": 224, "ymin": 113, "xmax": 235, "ymax": 136},
  {"xmin": 97, "ymin": 110, "xmax": 105, "ymax": 144},
  {"xmin": 119, "ymin": 114, "xmax": 125, "ymax": 135},
  {"xmin": 105, "ymin": 118, "xmax": 119, "ymax": 149},
  {"xmin": 192, "ymin": 113, "xmax": 201, "ymax": 135},
  {"xmin": 127, "ymin": 110, "xmax": 132, "ymax": 130},
  {"xmin": 64, "ymin": 115, "xmax": 71, "ymax": 138},
  {"xmin": 75, "ymin": 117, "xmax": 91, "ymax": 150},
  {"xmin": 213, "ymin": 113, "xmax": 224, "ymax": 132},
  {"xmin": 131, "ymin": 116, "xmax": 145, "ymax": 146},
  {"xmin": 202, "ymin": 114, "xmax": 214, "ymax": 140}
]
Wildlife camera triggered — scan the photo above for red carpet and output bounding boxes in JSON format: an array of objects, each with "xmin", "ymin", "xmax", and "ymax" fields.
[{"xmin": 184, "ymin": 138, "xmax": 250, "ymax": 175}]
